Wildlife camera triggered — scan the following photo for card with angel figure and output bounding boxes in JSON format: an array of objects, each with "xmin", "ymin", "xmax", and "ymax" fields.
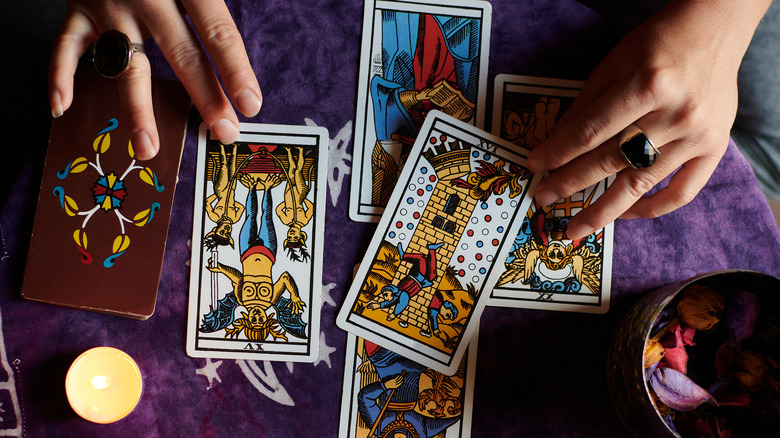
[
  {"xmin": 349, "ymin": 0, "xmax": 492, "ymax": 223},
  {"xmin": 337, "ymin": 333, "xmax": 477, "ymax": 438},
  {"xmin": 337, "ymin": 111, "xmax": 540, "ymax": 374},
  {"xmin": 487, "ymin": 75, "xmax": 614, "ymax": 314},
  {"xmin": 186, "ymin": 123, "xmax": 328, "ymax": 362}
]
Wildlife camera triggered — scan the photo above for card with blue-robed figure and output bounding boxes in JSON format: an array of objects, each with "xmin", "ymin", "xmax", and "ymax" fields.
[
  {"xmin": 186, "ymin": 123, "xmax": 327, "ymax": 362},
  {"xmin": 349, "ymin": 0, "xmax": 492, "ymax": 222},
  {"xmin": 337, "ymin": 332, "xmax": 477, "ymax": 438}
]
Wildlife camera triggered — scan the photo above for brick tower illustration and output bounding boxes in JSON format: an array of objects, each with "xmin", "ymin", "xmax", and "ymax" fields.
[{"xmin": 390, "ymin": 135, "xmax": 478, "ymax": 330}]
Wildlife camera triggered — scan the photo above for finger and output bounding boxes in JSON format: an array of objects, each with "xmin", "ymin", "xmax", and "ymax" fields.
[
  {"xmin": 563, "ymin": 141, "xmax": 696, "ymax": 240},
  {"xmin": 49, "ymin": 12, "xmax": 97, "ymax": 118},
  {"xmin": 621, "ymin": 152, "xmax": 721, "ymax": 219},
  {"xmin": 533, "ymin": 116, "xmax": 674, "ymax": 207},
  {"xmin": 181, "ymin": 0, "xmax": 262, "ymax": 117},
  {"xmin": 115, "ymin": 48, "xmax": 159, "ymax": 160},
  {"xmin": 527, "ymin": 80, "xmax": 653, "ymax": 174},
  {"xmin": 139, "ymin": 2, "xmax": 239, "ymax": 145}
]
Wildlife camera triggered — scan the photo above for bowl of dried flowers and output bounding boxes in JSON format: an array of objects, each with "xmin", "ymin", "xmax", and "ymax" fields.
[{"xmin": 608, "ymin": 270, "xmax": 780, "ymax": 437}]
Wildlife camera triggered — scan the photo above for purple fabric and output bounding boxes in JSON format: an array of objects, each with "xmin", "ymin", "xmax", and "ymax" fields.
[{"xmin": 1, "ymin": 0, "xmax": 779, "ymax": 437}]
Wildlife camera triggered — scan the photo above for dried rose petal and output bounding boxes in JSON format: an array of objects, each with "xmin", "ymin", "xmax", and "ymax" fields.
[
  {"xmin": 677, "ymin": 285, "xmax": 724, "ymax": 330},
  {"xmin": 644, "ymin": 338, "xmax": 665, "ymax": 369},
  {"xmin": 715, "ymin": 340, "xmax": 737, "ymax": 379},
  {"xmin": 733, "ymin": 351, "xmax": 769, "ymax": 391},
  {"xmin": 645, "ymin": 360, "xmax": 659, "ymax": 382},
  {"xmin": 650, "ymin": 308, "xmax": 676, "ymax": 338},
  {"xmin": 717, "ymin": 391, "xmax": 752, "ymax": 407},
  {"xmin": 726, "ymin": 290, "xmax": 760, "ymax": 344},
  {"xmin": 650, "ymin": 367, "xmax": 716, "ymax": 412},
  {"xmin": 699, "ymin": 413, "xmax": 732, "ymax": 438},
  {"xmin": 660, "ymin": 319, "xmax": 696, "ymax": 348},
  {"xmin": 661, "ymin": 346, "xmax": 689, "ymax": 374}
]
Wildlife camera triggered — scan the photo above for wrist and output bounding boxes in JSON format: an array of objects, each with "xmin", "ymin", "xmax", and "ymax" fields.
[{"xmin": 663, "ymin": 0, "xmax": 771, "ymax": 57}]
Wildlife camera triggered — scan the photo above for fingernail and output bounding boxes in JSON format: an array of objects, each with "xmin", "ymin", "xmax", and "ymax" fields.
[
  {"xmin": 212, "ymin": 119, "xmax": 239, "ymax": 144},
  {"xmin": 535, "ymin": 188, "xmax": 560, "ymax": 207},
  {"xmin": 566, "ymin": 222, "xmax": 594, "ymax": 240},
  {"xmin": 235, "ymin": 89, "xmax": 262, "ymax": 117},
  {"xmin": 132, "ymin": 130, "xmax": 157, "ymax": 160},
  {"xmin": 526, "ymin": 155, "xmax": 544, "ymax": 174},
  {"xmin": 51, "ymin": 90, "xmax": 64, "ymax": 118},
  {"xmin": 526, "ymin": 157, "xmax": 541, "ymax": 173}
]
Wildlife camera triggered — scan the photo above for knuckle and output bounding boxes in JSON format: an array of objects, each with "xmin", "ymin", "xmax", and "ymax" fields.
[
  {"xmin": 135, "ymin": 0, "xmax": 156, "ymax": 9},
  {"xmin": 601, "ymin": 148, "xmax": 626, "ymax": 174},
  {"xmin": 673, "ymin": 186, "xmax": 698, "ymax": 209},
  {"xmin": 126, "ymin": 56, "xmax": 151, "ymax": 78},
  {"xmin": 635, "ymin": 65, "xmax": 672, "ymax": 107},
  {"xmin": 572, "ymin": 118, "xmax": 608, "ymax": 151},
  {"xmin": 623, "ymin": 171, "xmax": 657, "ymax": 199},
  {"xmin": 199, "ymin": 96, "xmax": 233, "ymax": 120},
  {"xmin": 167, "ymin": 41, "xmax": 206, "ymax": 75},
  {"xmin": 53, "ymin": 32, "xmax": 79, "ymax": 49},
  {"xmin": 672, "ymin": 100, "xmax": 707, "ymax": 133},
  {"xmin": 202, "ymin": 20, "xmax": 241, "ymax": 52}
]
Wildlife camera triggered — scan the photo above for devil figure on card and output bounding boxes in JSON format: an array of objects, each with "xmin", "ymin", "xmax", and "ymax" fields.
[{"xmin": 187, "ymin": 123, "xmax": 327, "ymax": 363}]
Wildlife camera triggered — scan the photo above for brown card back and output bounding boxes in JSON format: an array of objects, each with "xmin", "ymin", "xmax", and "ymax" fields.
[{"xmin": 21, "ymin": 66, "xmax": 191, "ymax": 319}]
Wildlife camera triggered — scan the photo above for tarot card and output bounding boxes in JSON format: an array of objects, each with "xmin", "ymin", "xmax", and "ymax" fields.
[
  {"xmin": 21, "ymin": 67, "xmax": 190, "ymax": 319},
  {"xmin": 186, "ymin": 123, "xmax": 328, "ymax": 362},
  {"xmin": 337, "ymin": 333, "xmax": 477, "ymax": 438},
  {"xmin": 488, "ymin": 75, "xmax": 614, "ymax": 314},
  {"xmin": 337, "ymin": 111, "xmax": 540, "ymax": 374},
  {"xmin": 490, "ymin": 74, "xmax": 583, "ymax": 147},
  {"xmin": 349, "ymin": 0, "xmax": 492, "ymax": 222}
]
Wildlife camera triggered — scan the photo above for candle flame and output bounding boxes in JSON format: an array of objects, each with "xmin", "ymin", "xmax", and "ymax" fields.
[{"xmin": 91, "ymin": 375, "xmax": 111, "ymax": 390}]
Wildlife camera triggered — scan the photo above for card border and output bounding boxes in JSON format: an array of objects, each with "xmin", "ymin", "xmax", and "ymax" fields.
[{"xmin": 186, "ymin": 122, "xmax": 328, "ymax": 362}]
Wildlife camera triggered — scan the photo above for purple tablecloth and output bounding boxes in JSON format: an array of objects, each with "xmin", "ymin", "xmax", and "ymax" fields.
[{"xmin": 2, "ymin": 0, "xmax": 779, "ymax": 436}]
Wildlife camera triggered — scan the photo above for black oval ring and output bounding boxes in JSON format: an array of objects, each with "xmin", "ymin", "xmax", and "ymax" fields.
[
  {"xmin": 92, "ymin": 30, "xmax": 145, "ymax": 79},
  {"xmin": 619, "ymin": 126, "xmax": 660, "ymax": 169}
]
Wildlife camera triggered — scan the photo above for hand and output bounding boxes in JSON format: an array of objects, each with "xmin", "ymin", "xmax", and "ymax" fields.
[
  {"xmin": 205, "ymin": 259, "xmax": 220, "ymax": 272},
  {"xmin": 384, "ymin": 374, "xmax": 404, "ymax": 390},
  {"xmin": 289, "ymin": 295, "xmax": 306, "ymax": 314},
  {"xmin": 526, "ymin": 0, "xmax": 771, "ymax": 239},
  {"xmin": 261, "ymin": 174, "xmax": 282, "ymax": 190},
  {"xmin": 49, "ymin": 0, "xmax": 262, "ymax": 160}
]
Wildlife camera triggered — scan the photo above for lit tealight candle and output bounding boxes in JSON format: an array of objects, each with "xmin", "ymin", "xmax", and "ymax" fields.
[{"xmin": 65, "ymin": 347, "xmax": 143, "ymax": 424}]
